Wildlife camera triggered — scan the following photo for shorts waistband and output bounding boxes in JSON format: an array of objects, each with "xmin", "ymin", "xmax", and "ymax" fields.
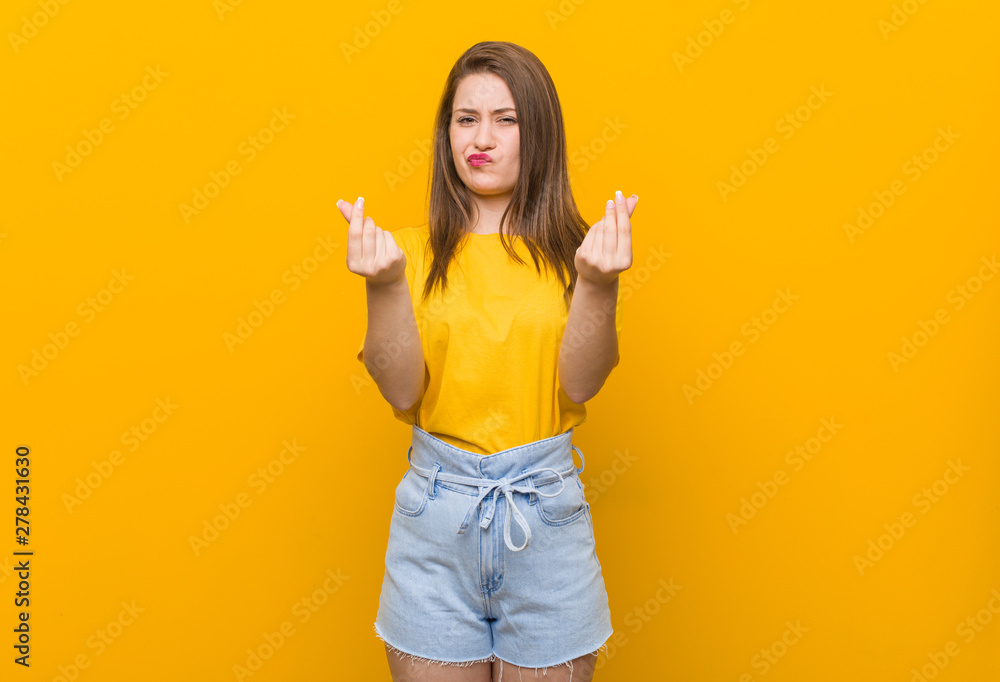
[{"xmin": 405, "ymin": 425, "xmax": 586, "ymax": 552}]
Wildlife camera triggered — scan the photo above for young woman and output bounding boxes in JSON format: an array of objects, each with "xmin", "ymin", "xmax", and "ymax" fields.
[{"xmin": 338, "ymin": 41, "xmax": 637, "ymax": 682}]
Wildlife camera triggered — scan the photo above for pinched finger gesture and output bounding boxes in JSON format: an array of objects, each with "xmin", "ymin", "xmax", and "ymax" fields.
[
  {"xmin": 575, "ymin": 190, "xmax": 638, "ymax": 286},
  {"xmin": 337, "ymin": 196, "xmax": 406, "ymax": 286}
]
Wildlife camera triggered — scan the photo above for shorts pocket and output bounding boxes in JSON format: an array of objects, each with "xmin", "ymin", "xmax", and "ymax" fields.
[
  {"xmin": 533, "ymin": 475, "xmax": 587, "ymax": 527},
  {"xmin": 394, "ymin": 468, "xmax": 428, "ymax": 517}
]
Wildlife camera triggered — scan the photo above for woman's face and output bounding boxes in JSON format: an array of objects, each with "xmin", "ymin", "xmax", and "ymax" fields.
[{"xmin": 449, "ymin": 72, "xmax": 520, "ymax": 202}]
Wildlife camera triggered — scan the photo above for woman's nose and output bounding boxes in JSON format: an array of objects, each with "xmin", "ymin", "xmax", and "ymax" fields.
[{"xmin": 474, "ymin": 123, "xmax": 494, "ymax": 149}]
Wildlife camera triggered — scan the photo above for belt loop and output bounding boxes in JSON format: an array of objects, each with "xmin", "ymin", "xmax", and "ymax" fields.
[
  {"xmin": 572, "ymin": 445, "xmax": 585, "ymax": 475},
  {"xmin": 426, "ymin": 462, "xmax": 441, "ymax": 499},
  {"xmin": 522, "ymin": 467, "xmax": 537, "ymax": 505}
]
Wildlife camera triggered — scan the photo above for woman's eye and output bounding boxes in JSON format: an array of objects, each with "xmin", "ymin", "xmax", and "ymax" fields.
[{"xmin": 456, "ymin": 117, "xmax": 517, "ymax": 124}]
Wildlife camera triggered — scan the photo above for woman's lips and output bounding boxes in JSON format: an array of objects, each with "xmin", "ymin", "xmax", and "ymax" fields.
[{"xmin": 468, "ymin": 154, "xmax": 492, "ymax": 166}]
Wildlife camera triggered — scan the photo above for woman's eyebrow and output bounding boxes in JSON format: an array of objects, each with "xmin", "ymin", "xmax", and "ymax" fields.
[{"xmin": 454, "ymin": 107, "xmax": 517, "ymax": 114}]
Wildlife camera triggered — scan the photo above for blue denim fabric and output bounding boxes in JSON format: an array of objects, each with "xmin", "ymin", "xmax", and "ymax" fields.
[{"xmin": 374, "ymin": 424, "xmax": 613, "ymax": 668}]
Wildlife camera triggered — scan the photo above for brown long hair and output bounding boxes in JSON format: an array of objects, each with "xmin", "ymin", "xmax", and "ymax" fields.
[{"xmin": 419, "ymin": 41, "xmax": 588, "ymax": 309}]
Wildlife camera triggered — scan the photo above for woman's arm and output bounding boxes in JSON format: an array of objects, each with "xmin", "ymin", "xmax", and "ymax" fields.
[
  {"xmin": 363, "ymin": 277, "xmax": 425, "ymax": 412},
  {"xmin": 558, "ymin": 190, "xmax": 637, "ymax": 403},
  {"xmin": 339, "ymin": 196, "xmax": 426, "ymax": 412},
  {"xmin": 558, "ymin": 277, "xmax": 619, "ymax": 403}
]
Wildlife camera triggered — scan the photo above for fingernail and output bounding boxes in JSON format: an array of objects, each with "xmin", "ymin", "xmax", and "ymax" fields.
[
  {"xmin": 356, "ymin": 196, "xmax": 364, "ymax": 207},
  {"xmin": 615, "ymin": 190, "xmax": 623, "ymax": 201},
  {"xmin": 607, "ymin": 199, "xmax": 614, "ymax": 208},
  {"xmin": 632, "ymin": 194, "xmax": 639, "ymax": 201}
]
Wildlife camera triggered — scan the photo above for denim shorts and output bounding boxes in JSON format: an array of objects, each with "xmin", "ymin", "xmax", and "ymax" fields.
[{"xmin": 374, "ymin": 424, "xmax": 613, "ymax": 668}]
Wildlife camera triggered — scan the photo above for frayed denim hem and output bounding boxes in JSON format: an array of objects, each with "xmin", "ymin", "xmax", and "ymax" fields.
[
  {"xmin": 375, "ymin": 622, "xmax": 610, "ymax": 679},
  {"xmin": 374, "ymin": 621, "xmax": 496, "ymax": 667}
]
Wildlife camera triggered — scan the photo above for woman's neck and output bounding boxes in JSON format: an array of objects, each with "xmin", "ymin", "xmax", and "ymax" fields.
[{"xmin": 467, "ymin": 194, "xmax": 511, "ymax": 234}]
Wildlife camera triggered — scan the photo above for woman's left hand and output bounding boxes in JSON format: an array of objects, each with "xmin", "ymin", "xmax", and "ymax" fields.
[{"xmin": 575, "ymin": 191, "xmax": 638, "ymax": 286}]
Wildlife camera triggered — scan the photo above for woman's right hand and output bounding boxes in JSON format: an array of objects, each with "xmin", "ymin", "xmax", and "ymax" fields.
[{"xmin": 337, "ymin": 196, "xmax": 406, "ymax": 286}]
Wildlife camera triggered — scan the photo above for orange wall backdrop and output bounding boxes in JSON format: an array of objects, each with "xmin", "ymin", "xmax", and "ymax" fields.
[{"xmin": 2, "ymin": 0, "xmax": 998, "ymax": 680}]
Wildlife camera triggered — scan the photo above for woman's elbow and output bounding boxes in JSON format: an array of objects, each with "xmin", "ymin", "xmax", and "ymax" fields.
[
  {"xmin": 563, "ymin": 381, "xmax": 601, "ymax": 405},
  {"xmin": 388, "ymin": 390, "xmax": 421, "ymax": 413},
  {"xmin": 560, "ymin": 363, "xmax": 612, "ymax": 404},
  {"xmin": 374, "ymin": 362, "xmax": 425, "ymax": 412}
]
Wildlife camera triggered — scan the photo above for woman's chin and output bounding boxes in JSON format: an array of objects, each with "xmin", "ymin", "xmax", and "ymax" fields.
[{"xmin": 467, "ymin": 185, "xmax": 513, "ymax": 198}]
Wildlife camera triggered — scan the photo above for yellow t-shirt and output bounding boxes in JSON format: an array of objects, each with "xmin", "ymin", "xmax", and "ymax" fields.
[{"xmin": 356, "ymin": 224, "xmax": 623, "ymax": 455}]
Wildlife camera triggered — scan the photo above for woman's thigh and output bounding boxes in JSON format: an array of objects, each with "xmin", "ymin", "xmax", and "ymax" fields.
[
  {"xmin": 491, "ymin": 650, "xmax": 599, "ymax": 682},
  {"xmin": 385, "ymin": 644, "xmax": 492, "ymax": 682}
]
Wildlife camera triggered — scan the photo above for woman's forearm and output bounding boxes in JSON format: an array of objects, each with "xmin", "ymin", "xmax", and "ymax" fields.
[
  {"xmin": 558, "ymin": 276, "xmax": 619, "ymax": 404},
  {"xmin": 363, "ymin": 277, "xmax": 425, "ymax": 412}
]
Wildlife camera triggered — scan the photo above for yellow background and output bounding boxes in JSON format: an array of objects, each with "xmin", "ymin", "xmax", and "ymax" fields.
[{"xmin": 2, "ymin": 0, "xmax": 998, "ymax": 680}]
